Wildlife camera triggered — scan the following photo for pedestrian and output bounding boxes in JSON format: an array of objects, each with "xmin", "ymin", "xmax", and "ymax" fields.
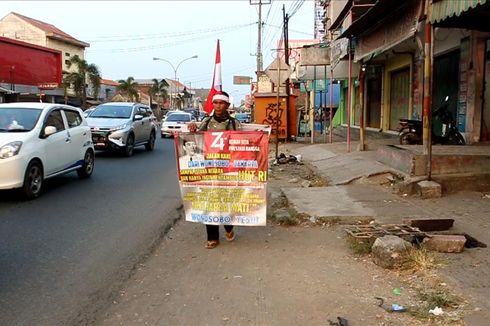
[{"xmin": 188, "ymin": 91, "xmax": 241, "ymax": 249}]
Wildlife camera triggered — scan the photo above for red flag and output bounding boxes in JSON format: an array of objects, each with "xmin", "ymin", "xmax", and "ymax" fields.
[{"xmin": 204, "ymin": 40, "xmax": 222, "ymax": 114}]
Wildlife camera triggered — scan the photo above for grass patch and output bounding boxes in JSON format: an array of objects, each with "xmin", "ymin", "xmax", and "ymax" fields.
[
  {"xmin": 346, "ymin": 236, "xmax": 374, "ymax": 255},
  {"xmin": 410, "ymin": 288, "xmax": 464, "ymax": 320},
  {"xmin": 268, "ymin": 206, "xmax": 304, "ymax": 226},
  {"xmin": 401, "ymin": 248, "xmax": 440, "ymax": 272},
  {"xmin": 408, "ymin": 277, "xmax": 465, "ymax": 321}
]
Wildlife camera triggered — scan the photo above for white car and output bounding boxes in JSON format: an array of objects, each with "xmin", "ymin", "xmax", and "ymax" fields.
[
  {"xmin": 161, "ymin": 112, "xmax": 195, "ymax": 138},
  {"xmin": 0, "ymin": 102, "xmax": 95, "ymax": 199},
  {"xmin": 161, "ymin": 110, "xmax": 183, "ymax": 123}
]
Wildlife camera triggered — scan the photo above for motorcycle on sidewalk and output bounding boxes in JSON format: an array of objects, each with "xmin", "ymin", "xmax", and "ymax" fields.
[{"xmin": 398, "ymin": 96, "xmax": 465, "ymax": 145}]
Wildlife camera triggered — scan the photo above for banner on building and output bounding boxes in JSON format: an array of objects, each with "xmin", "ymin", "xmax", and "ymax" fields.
[
  {"xmin": 175, "ymin": 131, "xmax": 269, "ymax": 226},
  {"xmin": 233, "ymin": 75, "xmax": 252, "ymax": 85},
  {"xmin": 330, "ymin": 38, "xmax": 349, "ymax": 69},
  {"xmin": 299, "ymin": 46, "xmax": 330, "ymax": 66}
]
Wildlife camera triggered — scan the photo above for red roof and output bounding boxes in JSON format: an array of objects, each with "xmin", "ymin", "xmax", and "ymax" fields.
[
  {"xmin": 100, "ymin": 79, "xmax": 119, "ymax": 86},
  {"xmin": 11, "ymin": 12, "xmax": 89, "ymax": 47}
]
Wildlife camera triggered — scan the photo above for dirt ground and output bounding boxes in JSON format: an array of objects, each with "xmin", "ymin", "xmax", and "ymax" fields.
[{"xmin": 98, "ymin": 157, "xmax": 470, "ymax": 325}]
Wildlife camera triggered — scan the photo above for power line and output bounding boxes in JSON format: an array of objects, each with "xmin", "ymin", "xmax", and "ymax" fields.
[
  {"xmin": 287, "ymin": 0, "xmax": 305, "ymax": 18},
  {"xmin": 263, "ymin": 23, "xmax": 311, "ymax": 36},
  {"xmin": 87, "ymin": 24, "xmax": 253, "ymax": 53},
  {"xmin": 261, "ymin": 1, "xmax": 281, "ymax": 51},
  {"xmin": 86, "ymin": 23, "xmax": 252, "ymax": 42}
]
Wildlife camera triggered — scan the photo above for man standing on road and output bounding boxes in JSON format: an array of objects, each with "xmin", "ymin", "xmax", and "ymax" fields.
[{"xmin": 188, "ymin": 91, "xmax": 241, "ymax": 249}]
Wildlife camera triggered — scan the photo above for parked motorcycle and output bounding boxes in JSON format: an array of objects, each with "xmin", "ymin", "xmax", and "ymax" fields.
[{"xmin": 398, "ymin": 96, "xmax": 465, "ymax": 145}]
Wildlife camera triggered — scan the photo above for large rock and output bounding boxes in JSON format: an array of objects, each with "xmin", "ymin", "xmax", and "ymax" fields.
[{"xmin": 371, "ymin": 235, "xmax": 412, "ymax": 269}]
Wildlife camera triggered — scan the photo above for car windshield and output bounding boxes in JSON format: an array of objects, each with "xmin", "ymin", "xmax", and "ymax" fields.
[
  {"xmin": 90, "ymin": 105, "xmax": 132, "ymax": 119},
  {"xmin": 0, "ymin": 108, "xmax": 41, "ymax": 132},
  {"xmin": 84, "ymin": 108, "xmax": 95, "ymax": 117},
  {"xmin": 166, "ymin": 114, "xmax": 191, "ymax": 122}
]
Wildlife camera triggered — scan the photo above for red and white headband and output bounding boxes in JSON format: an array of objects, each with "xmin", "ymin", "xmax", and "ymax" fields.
[{"xmin": 212, "ymin": 94, "xmax": 230, "ymax": 103}]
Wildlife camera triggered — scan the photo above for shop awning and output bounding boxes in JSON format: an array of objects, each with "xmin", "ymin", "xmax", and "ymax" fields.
[
  {"xmin": 430, "ymin": 0, "xmax": 487, "ymax": 23},
  {"xmin": 0, "ymin": 86, "xmax": 16, "ymax": 94}
]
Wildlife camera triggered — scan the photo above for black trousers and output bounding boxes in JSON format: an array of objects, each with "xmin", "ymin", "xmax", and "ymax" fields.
[{"xmin": 206, "ymin": 224, "xmax": 234, "ymax": 241}]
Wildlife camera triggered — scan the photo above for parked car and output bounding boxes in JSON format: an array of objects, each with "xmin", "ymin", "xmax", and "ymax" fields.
[
  {"xmin": 161, "ymin": 112, "xmax": 195, "ymax": 138},
  {"xmin": 86, "ymin": 102, "xmax": 157, "ymax": 156},
  {"xmin": 235, "ymin": 112, "xmax": 251, "ymax": 123},
  {"xmin": 0, "ymin": 102, "xmax": 95, "ymax": 199}
]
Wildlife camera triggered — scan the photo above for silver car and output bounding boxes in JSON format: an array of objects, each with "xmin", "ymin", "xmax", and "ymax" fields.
[{"xmin": 86, "ymin": 102, "xmax": 157, "ymax": 156}]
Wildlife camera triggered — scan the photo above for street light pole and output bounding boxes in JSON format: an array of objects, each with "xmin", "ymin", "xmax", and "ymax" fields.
[{"xmin": 153, "ymin": 55, "xmax": 198, "ymax": 109}]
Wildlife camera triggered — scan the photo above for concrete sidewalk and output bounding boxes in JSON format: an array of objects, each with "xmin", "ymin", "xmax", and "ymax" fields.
[
  {"xmin": 98, "ymin": 139, "xmax": 490, "ymax": 325},
  {"xmin": 281, "ymin": 140, "xmax": 490, "ymax": 324}
]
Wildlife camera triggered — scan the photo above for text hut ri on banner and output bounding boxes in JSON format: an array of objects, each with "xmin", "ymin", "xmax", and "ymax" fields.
[{"xmin": 174, "ymin": 131, "xmax": 269, "ymax": 226}]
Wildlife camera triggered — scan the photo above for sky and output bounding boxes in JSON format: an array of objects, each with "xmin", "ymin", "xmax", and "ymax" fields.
[{"xmin": 1, "ymin": 0, "xmax": 315, "ymax": 105}]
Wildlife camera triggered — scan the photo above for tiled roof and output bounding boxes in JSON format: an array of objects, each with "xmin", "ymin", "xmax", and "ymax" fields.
[
  {"xmin": 134, "ymin": 79, "xmax": 154, "ymax": 85},
  {"xmin": 135, "ymin": 79, "xmax": 171, "ymax": 87},
  {"xmin": 11, "ymin": 12, "xmax": 89, "ymax": 47},
  {"xmin": 100, "ymin": 78, "xmax": 119, "ymax": 86}
]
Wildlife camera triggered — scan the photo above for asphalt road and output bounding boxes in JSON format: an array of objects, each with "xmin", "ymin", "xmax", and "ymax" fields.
[{"xmin": 0, "ymin": 138, "xmax": 182, "ymax": 325}]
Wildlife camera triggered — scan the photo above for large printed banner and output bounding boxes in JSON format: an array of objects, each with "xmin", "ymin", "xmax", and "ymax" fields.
[{"xmin": 175, "ymin": 131, "xmax": 269, "ymax": 226}]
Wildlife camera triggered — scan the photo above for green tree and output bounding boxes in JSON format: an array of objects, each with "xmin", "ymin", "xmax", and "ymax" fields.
[
  {"xmin": 175, "ymin": 93, "xmax": 184, "ymax": 110},
  {"xmin": 149, "ymin": 78, "xmax": 168, "ymax": 107},
  {"xmin": 63, "ymin": 55, "xmax": 101, "ymax": 108},
  {"xmin": 117, "ymin": 77, "xmax": 139, "ymax": 102}
]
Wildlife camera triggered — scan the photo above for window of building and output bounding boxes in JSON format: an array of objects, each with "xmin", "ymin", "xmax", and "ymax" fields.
[
  {"xmin": 65, "ymin": 59, "xmax": 70, "ymax": 65},
  {"xmin": 65, "ymin": 52, "xmax": 70, "ymax": 57}
]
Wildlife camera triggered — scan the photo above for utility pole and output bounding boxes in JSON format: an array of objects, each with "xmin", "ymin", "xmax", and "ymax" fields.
[
  {"xmin": 250, "ymin": 0, "xmax": 270, "ymax": 72},
  {"xmin": 250, "ymin": 0, "xmax": 270, "ymax": 123},
  {"xmin": 258, "ymin": 0, "xmax": 263, "ymax": 72},
  {"xmin": 283, "ymin": 5, "xmax": 290, "ymax": 142}
]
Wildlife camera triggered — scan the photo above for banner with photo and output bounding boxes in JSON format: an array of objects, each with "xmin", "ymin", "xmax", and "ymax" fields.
[{"xmin": 174, "ymin": 131, "xmax": 269, "ymax": 226}]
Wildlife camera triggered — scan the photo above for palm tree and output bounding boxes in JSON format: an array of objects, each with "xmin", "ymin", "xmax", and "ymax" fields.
[
  {"xmin": 149, "ymin": 78, "xmax": 168, "ymax": 108},
  {"xmin": 63, "ymin": 55, "xmax": 101, "ymax": 108},
  {"xmin": 175, "ymin": 93, "xmax": 186, "ymax": 110},
  {"xmin": 117, "ymin": 77, "xmax": 139, "ymax": 102}
]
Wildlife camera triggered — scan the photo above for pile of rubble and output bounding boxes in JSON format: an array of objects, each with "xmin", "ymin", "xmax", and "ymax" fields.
[{"xmin": 345, "ymin": 219, "xmax": 486, "ymax": 269}]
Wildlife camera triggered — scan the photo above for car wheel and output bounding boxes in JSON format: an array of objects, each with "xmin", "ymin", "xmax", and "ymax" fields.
[
  {"xmin": 145, "ymin": 131, "xmax": 156, "ymax": 151},
  {"xmin": 124, "ymin": 134, "xmax": 135, "ymax": 157},
  {"xmin": 77, "ymin": 149, "xmax": 95, "ymax": 178},
  {"xmin": 22, "ymin": 160, "xmax": 43, "ymax": 199}
]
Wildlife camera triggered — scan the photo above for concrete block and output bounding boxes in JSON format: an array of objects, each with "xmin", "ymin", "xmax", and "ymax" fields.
[
  {"xmin": 417, "ymin": 180, "xmax": 442, "ymax": 199},
  {"xmin": 371, "ymin": 235, "xmax": 412, "ymax": 269},
  {"xmin": 422, "ymin": 235, "xmax": 466, "ymax": 253}
]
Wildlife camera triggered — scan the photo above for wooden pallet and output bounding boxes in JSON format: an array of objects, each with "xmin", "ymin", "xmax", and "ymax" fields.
[{"xmin": 345, "ymin": 224, "xmax": 425, "ymax": 241}]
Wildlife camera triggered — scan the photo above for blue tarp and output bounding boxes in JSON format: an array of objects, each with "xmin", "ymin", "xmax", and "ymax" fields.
[{"xmin": 314, "ymin": 83, "xmax": 340, "ymax": 108}]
